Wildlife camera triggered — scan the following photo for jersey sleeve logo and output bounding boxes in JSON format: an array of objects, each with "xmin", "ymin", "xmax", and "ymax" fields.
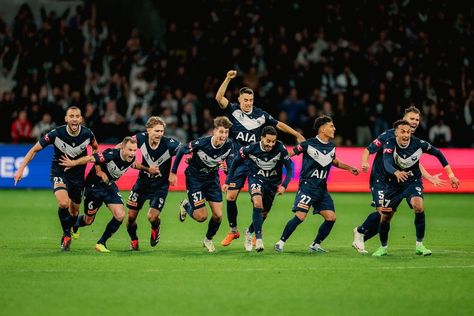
[
  {"xmin": 97, "ymin": 152, "xmax": 105, "ymax": 163},
  {"xmin": 373, "ymin": 139, "xmax": 382, "ymax": 147},
  {"xmin": 383, "ymin": 148, "xmax": 393, "ymax": 154}
]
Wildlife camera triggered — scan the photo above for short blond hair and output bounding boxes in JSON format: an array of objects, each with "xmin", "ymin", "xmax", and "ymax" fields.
[{"xmin": 146, "ymin": 116, "xmax": 166, "ymax": 129}]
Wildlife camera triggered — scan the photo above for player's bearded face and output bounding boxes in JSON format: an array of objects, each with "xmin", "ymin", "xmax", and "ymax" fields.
[
  {"xmin": 238, "ymin": 93, "xmax": 253, "ymax": 113},
  {"xmin": 396, "ymin": 125, "xmax": 411, "ymax": 146},
  {"xmin": 404, "ymin": 113, "xmax": 420, "ymax": 134},
  {"xmin": 261, "ymin": 135, "xmax": 277, "ymax": 152},
  {"xmin": 213, "ymin": 127, "xmax": 229, "ymax": 146},
  {"xmin": 122, "ymin": 143, "xmax": 138, "ymax": 162},
  {"xmin": 65, "ymin": 109, "xmax": 82, "ymax": 133},
  {"xmin": 148, "ymin": 124, "xmax": 164, "ymax": 143}
]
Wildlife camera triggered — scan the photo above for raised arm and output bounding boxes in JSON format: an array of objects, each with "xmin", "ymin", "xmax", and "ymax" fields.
[
  {"xmin": 215, "ymin": 70, "xmax": 237, "ymax": 109},
  {"xmin": 276, "ymin": 121, "xmax": 305, "ymax": 143},
  {"xmin": 14, "ymin": 142, "xmax": 44, "ymax": 185}
]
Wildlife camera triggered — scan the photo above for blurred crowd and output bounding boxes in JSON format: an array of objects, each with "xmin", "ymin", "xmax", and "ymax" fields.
[{"xmin": 1, "ymin": 0, "xmax": 473, "ymax": 147}]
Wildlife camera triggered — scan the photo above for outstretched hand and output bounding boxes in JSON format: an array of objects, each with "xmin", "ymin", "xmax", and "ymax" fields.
[
  {"xmin": 59, "ymin": 155, "xmax": 75, "ymax": 171},
  {"xmin": 428, "ymin": 173, "xmax": 447, "ymax": 187}
]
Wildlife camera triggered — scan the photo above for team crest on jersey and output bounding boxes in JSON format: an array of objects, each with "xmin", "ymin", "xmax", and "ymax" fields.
[{"xmin": 307, "ymin": 145, "xmax": 335, "ymax": 167}]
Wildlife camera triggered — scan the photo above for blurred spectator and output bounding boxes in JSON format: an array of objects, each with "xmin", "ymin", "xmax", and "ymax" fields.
[
  {"xmin": 128, "ymin": 104, "xmax": 147, "ymax": 134},
  {"xmin": 31, "ymin": 112, "xmax": 55, "ymax": 140},
  {"xmin": 279, "ymin": 88, "xmax": 307, "ymax": 126},
  {"xmin": 429, "ymin": 118, "xmax": 452, "ymax": 147},
  {"xmin": 11, "ymin": 109, "xmax": 33, "ymax": 143}
]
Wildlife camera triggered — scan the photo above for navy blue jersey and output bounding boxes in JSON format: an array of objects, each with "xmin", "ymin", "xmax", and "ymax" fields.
[
  {"xmin": 135, "ymin": 133, "xmax": 180, "ymax": 187},
  {"xmin": 367, "ymin": 129, "xmax": 395, "ymax": 185},
  {"xmin": 383, "ymin": 136, "xmax": 448, "ymax": 183},
  {"xmin": 223, "ymin": 102, "xmax": 278, "ymax": 149},
  {"xmin": 86, "ymin": 148, "xmax": 135, "ymax": 185},
  {"xmin": 227, "ymin": 140, "xmax": 293, "ymax": 188},
  {"xmin": 172, "ymin": 136, "xmax": 232, "ymax": 179},
  {"xmin": 293, "ymin": 137, "xmax": 336, "ymax": 190},
  {"xmin": 39, "ymin": 125, "xmax": 96, "ymax": 178}
]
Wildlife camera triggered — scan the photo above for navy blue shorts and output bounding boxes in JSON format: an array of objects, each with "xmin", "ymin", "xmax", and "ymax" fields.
[
  {"xmin": 384, "ymin": 179, "xmax": 424, "ymax": 211},
  {"xmin": 226, "ymin": 158, "xmax": 251, "ymax": 190},
  {"xmin": 186, "ymin": 174, "xmax": 222, "ymax": 210},
  {"xmin": 370, "ymin": 179, "xmax": 389, "ymax": 208},
  {"xmin": 292, "ymin": 185, "xmax": 335, "ymax": 214},
  {"xmin": 84, "ymin": 183, "xmax": 123, "ymax": 216},
  {"xmin": 126, "ymin": 178, "xmax": 169, "ymax": 212},
  {"xmin": 248, "ymin": 176, "xmax": 277, "ymax": 212},
  {"xmin": 50, "ymin": 173, "xmax": 84, "ymax": 204}
]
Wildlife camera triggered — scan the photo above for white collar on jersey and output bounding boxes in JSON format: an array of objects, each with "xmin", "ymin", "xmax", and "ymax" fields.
[
  {"xmin": 66, "ymin": 125, "xmax": 82, "ymax": 137},
  {"xmin": 316, "ymin": 135, "xmax": 329, "ymax": 144},
  {"xmin": 396, "ymin": 137, "xmax": 411, "ymax": 149}
]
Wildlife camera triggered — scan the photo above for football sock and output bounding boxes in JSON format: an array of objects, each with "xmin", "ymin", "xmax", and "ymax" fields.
[
  {"xmin": 358, "ymin": 211, "xmax": 381, "ymax": 241},
  {"xmin": 252, "ymin": 207, "xmax": 263, "ymax": 239},
  {"xmin": 379, "ymin": 221, "xmax": 390, "ymax": 247},
  {"xmin": 314, "ymin": 220, "xmax": 335, "ymax": 244},
  {"xmin": 75, "ymin": 214, "xmax": 86, "ymax": 228},
  {"xmin": 206, "ymin": 217, "xmax": 221, "ymax": 240},
  {"xmin": 227, "ymin": 200, "xmax": 238, "ymax": 230},
  {"xmin": 248, "ymin": 216, "xmax": 266, "ymax": 234},
  {"xmin": 184, "ymin": 201, "xmax": 195, "ymax": 218},
  {"xmin": 58, "ymin": 207, "xmax": 71, "ymax": 237},
  {"xmin": 127, "ymin": 221, "xmax": 138, "ymax": 241},
  {"xmin": 280, "ymin": 216, "xmax": 302, "ymax": 241},
  {"xmin": 98, "ymin": 217, "xmax": 123, "ymax": 245},
  {"xmin": 415, "ymin": 212, "xmax": 425, "ymax": 242},
  {"xmin": 71, "ymin": 215, "xmax": 78, "ymax": 230}
]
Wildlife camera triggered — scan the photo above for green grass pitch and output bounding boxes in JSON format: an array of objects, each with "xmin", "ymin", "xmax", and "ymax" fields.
[{"xmin": 1, "ymin": 190, "xmax": 473, "ymax": 316}]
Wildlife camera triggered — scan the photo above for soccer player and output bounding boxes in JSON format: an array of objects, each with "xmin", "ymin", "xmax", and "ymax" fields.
[
  {"xmin": 371, "ymin": 119, "xmax": 459, "ymax": 257},
  {"xmin": 223, "ymin": 126, "xmax": 293, "ymax": 252},
  {"xmin": 274, "ymin": 116, "xmax": 359, "ymax": 253},
  {"xmin": 126, "ymin": 116, "xmax": 180, "ymax": 251},
  {"xmin": 168, "ymin": 116, "xmax": 233, "ymax": 252},
  {"xmin": 60, "ymin": 136, "xmax": 157, "ymax": 252},
  {"xmin": 215, "ymin": 69, "xmax": 305, "ymax": 247},
  {"xmin": 352, "ymin": 106, "xmax": 447, "ymax": 253},
  {"xmin": 14, "ymin": 106, "xmax": 98, "ymax": 251}
]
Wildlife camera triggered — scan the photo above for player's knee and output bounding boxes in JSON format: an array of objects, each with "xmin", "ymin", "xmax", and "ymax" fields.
[
  {"xmin": 147, "ymin": 212, "xmax": 160, "ymax": 222},
  {"xmin": 226, "ymin": 190, "xmax": 238, "ymax": 201},
  {"xmin": 212, "ymin": 215, "xmax": 222, "ymax": 223},
  {"xmin": 253, "ymin": 201, "xmax": 263, "ymax": 209},
  {"xmin": 127, "ymin": 211, "xmax": 137, "ymax": 223},
  {"xmin": 116, "ymin": 214, "xmax": 125, "ymax": 222},
  {"xmin": 413, "ymin": 206, "xmax": 424, "ymax": 213},
  {"xmin": 295, "ymin": 211, "xmax": 307, "ymax": 221},
  {"xmin": 84, "ymin": 215, "xmax": 95, "ymax": 225},
  {"xmin": 325, "ymin": 213, "xmax": 336, "ymax": 222},
  {"xmin": 194, "ymin": 210, "xmax": 207, "ymax": 222},
  {"xmin": 58, "ymin": 201, "xmax": 69, "ymax": 209}
]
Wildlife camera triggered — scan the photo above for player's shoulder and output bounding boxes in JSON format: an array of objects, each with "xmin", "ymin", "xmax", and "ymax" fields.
[{"xmin": 162, "ymin": 136, "xmax": 179, "ymax": 145}]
